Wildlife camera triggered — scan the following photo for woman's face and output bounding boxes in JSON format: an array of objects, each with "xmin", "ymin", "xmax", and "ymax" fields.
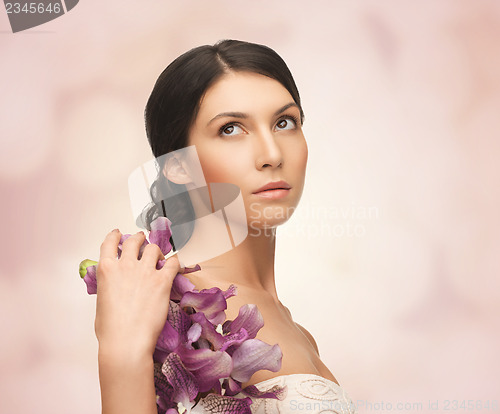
[{"xmin": 187, "ymin": 71, "xmax": 308, "ymax": 232}]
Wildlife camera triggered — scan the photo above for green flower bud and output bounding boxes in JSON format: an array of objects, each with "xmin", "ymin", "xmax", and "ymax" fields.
[{"xmin": 79, "ymin": 259, "xmax": 98, "ymax": 279}]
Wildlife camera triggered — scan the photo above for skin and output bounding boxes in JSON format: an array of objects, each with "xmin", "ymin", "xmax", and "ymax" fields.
[
  {"xmin": 96, "ymin": 71, "xmax": 338, "ymax": 414},
  {"xmin": 184, "ymin": 71, "xmax": 339, "ymax": 387},
  {"xmin": 96, "ymin": 231, "xmax": 181, "ymax": 414}
]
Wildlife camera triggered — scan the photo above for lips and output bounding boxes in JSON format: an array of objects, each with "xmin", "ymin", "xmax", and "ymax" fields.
[{"xmin": 253, "ymin": 180, "xmax": 291, "ymax": 194}]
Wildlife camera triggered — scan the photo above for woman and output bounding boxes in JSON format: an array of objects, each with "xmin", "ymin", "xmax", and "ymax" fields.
[{"xmin": 95, "ymin": 39, "xmax": 357, "ymax": 414}]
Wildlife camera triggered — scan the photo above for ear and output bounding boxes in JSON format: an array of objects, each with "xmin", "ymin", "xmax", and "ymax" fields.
[{"xmin": 163, "ymin": 155, "xmax": 193, "ymax": 185}]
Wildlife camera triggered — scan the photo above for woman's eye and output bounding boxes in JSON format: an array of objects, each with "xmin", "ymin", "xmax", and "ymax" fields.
[
  {"xmin": 220, "ymin": 124, "xmax": 244, "ymax": 137},
  {"xmin": 275, "ymin": 117, "xmax": 297, "ymax": 131}
]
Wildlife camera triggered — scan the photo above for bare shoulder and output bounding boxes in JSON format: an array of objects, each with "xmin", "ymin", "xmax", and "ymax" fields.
[
  {"xmin": 281, "ymin": 304, "xmax": 320, "ymax": 355},
  {"xmin": 295, "ymin": 322, "xmax": 320, "ymax": 355}
]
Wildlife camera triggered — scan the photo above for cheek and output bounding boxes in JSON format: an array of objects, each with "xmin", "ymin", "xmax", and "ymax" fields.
[
  {"xmin": 200, "ymin": 160, "xmax": 224, "ymax": 183},
  {"xmin": 287, "ymin": 138, "xmax": 308, "ymax": 174},
  {"xmin": 197, "ymin": 148, "xmax": 243, "ymax": 184},
  {"xmin": 300, "ymin": 141, "xmax": 308, "ymax": 168}
]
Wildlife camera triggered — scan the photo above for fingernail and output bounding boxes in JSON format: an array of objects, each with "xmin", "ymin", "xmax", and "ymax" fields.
[{"xmin": 112, "ymin": 228, "xmax": 119, "ymax": 233}]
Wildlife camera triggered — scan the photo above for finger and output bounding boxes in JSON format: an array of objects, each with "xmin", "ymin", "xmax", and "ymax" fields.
[
  {"xmin": 99, "ymin": 229, "xmax": 121, "ymax": 260},
  {"xmin": 140, "ymin": 243, "xmax": 165, "ymax": 268},
  {"xmin": 120, "ymin": 231, "xmax": 147, "ymax": 260},
  {"xmin": 159, "ymin": 254, "xmax": 181, "ymax": 279}
]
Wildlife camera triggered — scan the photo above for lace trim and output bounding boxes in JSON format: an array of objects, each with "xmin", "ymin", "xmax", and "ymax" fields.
[{"xmin": 212, "ymin": 374, "xmax": 358, "ymax": 414}]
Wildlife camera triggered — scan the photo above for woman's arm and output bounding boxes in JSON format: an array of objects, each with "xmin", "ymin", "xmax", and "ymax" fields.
[
  {"xmin": 98, "ymin": 346, "xmax": 156, "ymax": 414},
  {"xmin": 95, "ymin": 229, "xmax": 180, "ymax": 414}
]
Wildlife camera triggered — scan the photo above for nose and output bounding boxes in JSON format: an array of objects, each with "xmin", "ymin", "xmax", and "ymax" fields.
[{"xmin": 254, "ymin": 129, "xmax": 283, "ymax": 170}]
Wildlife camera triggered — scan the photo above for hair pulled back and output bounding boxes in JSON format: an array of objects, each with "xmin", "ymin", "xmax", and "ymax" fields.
[{"xmin": 141, "ymin": 39, "xmax": 305, "ymax": 250}]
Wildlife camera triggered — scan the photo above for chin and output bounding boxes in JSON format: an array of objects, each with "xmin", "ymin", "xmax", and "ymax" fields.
[
  {"xmin": 244, "ymin": 195, "xmax": 301, "ymax": 234},
  {"xmin": 246, "ymin": 211, "xmax": 294, "ymax": 236}
]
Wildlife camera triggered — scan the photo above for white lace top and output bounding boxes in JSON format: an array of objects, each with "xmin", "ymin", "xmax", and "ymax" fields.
[{"xmin": 191, "ymin": 373, "xmax": 357, "ymax": 414}]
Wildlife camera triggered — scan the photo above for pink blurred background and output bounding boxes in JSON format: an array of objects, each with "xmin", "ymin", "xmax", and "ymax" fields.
[{"xmin": 1, "ymin": 1, "xmax": 499, "ymax": 413}]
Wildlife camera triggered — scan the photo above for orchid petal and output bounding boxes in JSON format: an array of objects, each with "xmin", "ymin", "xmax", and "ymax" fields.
[
  {"xmin": 196, "ymin": 338, "xmax": 212, "ymax": 349},
  {"xmin": 83, "ymin": 265, "xmax": 97, "ymax": 295},
  {"xmin": 149, "ymin": 216, "xmax": 173, "ymax": 255},
  {"xmin": 156, "ymin": 319, "xmax": 180, "ymax": 353},
  {"xmin": 241, "ymin": 384, "xmax": 287, "ymax": 400},
  {"xmin": 212, "ymin": 377, "xmax": 222, "ymax": 395},
  {"xmin": 162, "ymin": 353, "xmax": 198, "ymax": 409},
  {"xmin": 167, "ymin": 301, "xmax": 192, "ymax": 340},
  {"xmin": 177, "ymin": 347, "xmax": 233, "ymax": 393},
  {"xmin": 120, "ymin": 234, "xmax": 132, "ymax": 244},
  {"xmin": 198, "ymin": 284, "xmax": 237, "ymax": 300},
  {"xmin": 221, "ymin": 377, "xmax": 243, "ymax": 397},
  {"xmin": 219, "ymin": 328, "xmax": 249, "ymax": 354},
  {"xmin": 117, "ymin": 234, "xmax": 131, "ymax": 259},
  {"xmin": 222, "ymin": 304, "xmax": 263, "ymax": 340},
  {"xmin": 230, "ymin": 340, "xmax": 282, "ymax": 383},
  {"xmin": 156, "ymin": 259, "xmax": 166, "ymax": 270},
  {"xmin": 190, "ymin": 312, "xmax": 225, "ymax": 350},
  {"xmin": 200, "ymin": 393, "xmax": 253, "ymax": 414},
  {"xmin": 182, "ymin": 264, "xmax": 201, "ymax": 274},
  {"xmin": 222, "ymin": 284, "xmax": 237, "ymax": 301},
  {"xmin": 170, "ymin": 273, "xmax": 196, "ymax": 301},
  {"xmin": 154, "ymin": 362, "xmax": 175, "ymax": 411},
  {"xmin": 153, "ymin": 347, "xmax": 170, "ymax": 365},
  {"xmin": 180, "ymin": 289, "xmax": 228, "ymax": 325},
  {"xmin": 187, "ymin": 323, "xmax": 202, "ymax": 345}
]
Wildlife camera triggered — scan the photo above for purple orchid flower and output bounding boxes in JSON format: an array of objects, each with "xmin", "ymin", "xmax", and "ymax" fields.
[
  {"xmin": 180, "ymin": 284, "xmax": 237, "ymax": 326},
  {"xmin": 199, "ymin": 394, "xmax": 253, "ymax": 414},
  {"xmin": 161, "ymin": 352, "xmax": 199, "ymax": 412},
  {"xmin": 79, "ymin": 217, "xmax": 286, "ymax": 413},
  {"xmin": 155, "ymin": 296, "xmax": 284, "ymax": 402}
]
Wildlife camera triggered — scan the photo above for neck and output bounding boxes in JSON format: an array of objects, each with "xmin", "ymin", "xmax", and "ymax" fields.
[
  {"xmin": 206, "ymin": 228, "xmax": 277, "ymax": 291},
  {"xmin": 178, "ymin": 218, "xmax": 279, "ymax": 300},
  {"xmin": 175, "ymin": 183, "xmax": 280, "ymax": 300}
]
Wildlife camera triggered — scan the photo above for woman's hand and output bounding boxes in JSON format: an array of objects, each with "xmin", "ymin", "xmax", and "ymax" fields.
[{"xmin": 94, "ymin": 228, "xmax": 180, "ymax": 359}]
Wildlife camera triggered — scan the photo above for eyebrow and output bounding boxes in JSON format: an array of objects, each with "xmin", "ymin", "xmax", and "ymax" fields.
[{"xmin": 206, "ymin": 102, "xmax": 300, "ymax": 127}]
